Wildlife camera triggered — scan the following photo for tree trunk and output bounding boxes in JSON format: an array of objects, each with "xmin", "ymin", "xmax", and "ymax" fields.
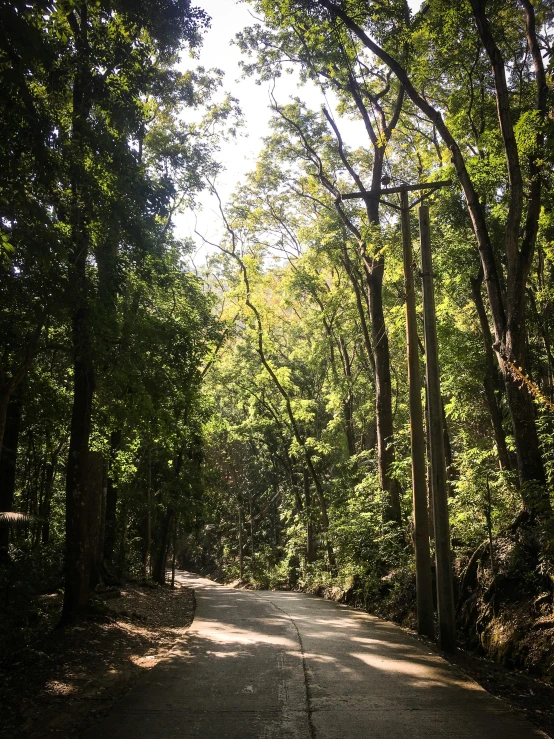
[
  {"xmin": 0, "ymin": 397, "xmax": 21, "ymax": 562},
  {"xmin": 337, "ymin": 335, "xmax": 356, "ymax": 457},
  {"xmin": 470, "ymin": 273, "xmax": 512, "ymax": 471},
  {"xmin": 103, "ymin": 430, "xmax": 121, "ymax": 562},
  {"xmin": 152, "ymin": 508, "xmax": 174, "ymax": 585},
  {"xmin": 504, "ymin": 313, "xmax": 548, "ymax": 507},
  {"xmin": 504, "ymin": 352, "xmax": 547, "ymax": 511},
  {"xmin": 87, "ymin": 451, "xmax": 106, "ymax": 588},
  {"xmin": 365, "ymin": 191, "xmax": 402, "ymax": 525},
  {"xmin": 170, "ymin": 514, "xmax": 178, "ymax": 589},
  {"xmin": 143, "ymin": 446, "xmax": 152, "ymax": 578},
  {"xmin": 304, "ymin": 470, "xmax": 317, "ymax": 563},
  {"xmin": 61, "ymin": 305, "xmax": 96, "ymax": 624},
  {"xmin": 40, "ymin": 459, "xmax": 55, "ymax": 545},
  {"xmin": 238, "ymin": 505, "xmax": 244, "ymax": 580},
  {"xmin": 117, "ymin": 500, "xmax": 128, "ymax": 578},
  {"xmin": 424, "ymin": 392, "xmax": 434, "ymax": 539},
  {"xmin": 60, "ymin": 3, "xmax": 96, "ymax": 625}
]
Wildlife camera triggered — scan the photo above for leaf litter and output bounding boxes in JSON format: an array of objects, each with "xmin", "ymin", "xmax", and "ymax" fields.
[{"xmin": 0, "ymin": 582, "xmax": 195, "ymax": 738}]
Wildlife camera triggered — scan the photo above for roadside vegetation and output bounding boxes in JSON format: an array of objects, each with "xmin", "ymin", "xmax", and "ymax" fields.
[{"xmin": 1, "ymin": 0, "xmax": 554, "ymax": 708}]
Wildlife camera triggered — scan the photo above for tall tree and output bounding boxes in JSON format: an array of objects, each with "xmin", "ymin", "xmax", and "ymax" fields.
[
  {"xmin": 308, "ymin": 0, "xmax": 552, "ymax": 514},
  {"xmin": 240, "ymin": 3, "xmax": 405, "ymax": 522}
]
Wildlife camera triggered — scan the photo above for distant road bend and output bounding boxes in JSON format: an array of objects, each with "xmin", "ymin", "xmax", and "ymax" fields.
[{"xmin": 85, "ymin": 572, "xmax": 546, "ymax": 738}]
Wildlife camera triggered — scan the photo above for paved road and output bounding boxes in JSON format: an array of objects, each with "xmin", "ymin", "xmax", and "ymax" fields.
[{"xmin": 85, "ymin": 572, "xmax": 546, "ymax": 738}]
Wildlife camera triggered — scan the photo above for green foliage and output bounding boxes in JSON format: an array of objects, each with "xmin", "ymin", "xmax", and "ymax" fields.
[
  {"xmin": 190, "ymin": 0, "xmax": 554, "ymax": 635},
  {"xmin": 2, "ymin": 0, "xmax": 554, "ymax": 662},
  {"xmin": 0, "ymin": 0, "xmax": 230, "ymax": 630}
]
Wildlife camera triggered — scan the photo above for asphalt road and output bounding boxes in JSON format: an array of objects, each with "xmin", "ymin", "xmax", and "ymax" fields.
[{"xmin": 84, "ymin": 572, "xmax": 547, "ymax": 738}]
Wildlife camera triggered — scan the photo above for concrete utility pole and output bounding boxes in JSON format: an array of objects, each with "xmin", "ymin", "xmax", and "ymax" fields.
[
  {"xmin": 419, "ymin": 205, "xmax": 456, "ymax": 651},
  {"xmin": 400, "ymin": 189, "xmax": 434, "ymax": 640},
  {"xmin": 341, "ymin": 180, "xmax": 453, "ymax": 644}
]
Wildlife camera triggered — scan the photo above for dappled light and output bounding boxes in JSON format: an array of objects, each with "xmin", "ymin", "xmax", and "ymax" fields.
[
  {"xmin": 2, "ymin": 0, "xmax": 554, "ymax": 736},
  {"xmin": 84, "ymin": 574, "xmax": 544, "ymax": 738},
  {"xmin": 193, "ymin": 622, "xmax": 298, "ymax": 649}
]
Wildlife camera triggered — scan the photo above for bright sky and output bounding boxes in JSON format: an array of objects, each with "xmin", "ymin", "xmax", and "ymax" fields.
[{"xmin": 175, "ymin": 0, "xmax": 422, "ymax": 264}]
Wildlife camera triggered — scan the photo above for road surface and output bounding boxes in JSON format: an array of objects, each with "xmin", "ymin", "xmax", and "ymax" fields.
[{"xmin": 84, "ymin": 572, "xmax": 546, "ymax": 738}]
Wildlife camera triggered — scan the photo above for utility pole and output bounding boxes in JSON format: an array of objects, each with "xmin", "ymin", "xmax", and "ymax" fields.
[
  {"xmin": 341, "ymin": 180, "xmax": 451, "ymax": 642},
  {"xmin": 419, "ymin": 205, "xmax": 456, "ymax": 651},
  {"xmin": 400, "ymin": 189, "xmax": 434, "ymax": 640}
]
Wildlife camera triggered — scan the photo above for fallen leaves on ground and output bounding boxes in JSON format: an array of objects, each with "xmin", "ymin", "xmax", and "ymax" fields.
[{"xmin": 0, "ymin": 583, "xmax": 195, "ymax": 739}]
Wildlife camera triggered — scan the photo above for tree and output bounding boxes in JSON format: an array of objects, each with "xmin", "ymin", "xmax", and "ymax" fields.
[
  {"xmin": 0, "ymin": 0, "xmax": 227, "ymax": 620},
  {"xmin": 240, "ymin": 2, "xmax": 406, "ymax": 522},
  {"xmin": 308, "ymin": 0, "xmax": 552, "ymax": 514},
  {"xmin": 56, "ymin": 1, "xmax": 211, "ymax": 622}
]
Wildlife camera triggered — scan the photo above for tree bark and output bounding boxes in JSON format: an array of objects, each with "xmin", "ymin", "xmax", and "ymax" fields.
[
  {"xmin": 60, "ymin": 4, "xmax": 97, "ymax": 624},
  {"xmin": 364, "ymin": 193, "xmax": 402, "ymax": 524},
  {"xmin": 103, "ymin": 430, "xmax": 121, "ymax": 562},
  {"xmin": 304, "ymin": 470, "xmax": 317, "ymax": 563},
  {"xmin": 420, "ymin": 204, "xmax": 456, "ymax": 651},
  {"xmin": 152, "ymin": 508, "xmax": 174, "ymax": 585},
  {"xmin": 505, "ymin": 364, "xmax": 546, "ymax": 509},
  {"xmin": 87, "ymin": 451, "xmax": 106, "ymax": 588},
  {"xmin": 238, "ymin": 505, "xmax": 244, "ymax": 580},
  {"xmin": 470, "ymin": 273, "xmax": 512, "ymax": 471},
  {"xmin": 40, "ymin": 458, "xmax": 56, "ymax": 545},
  {"xmin": 337, "ymin": 335, "xmax": 356, "ymax": 456},
  {"xmin": 0, "ymin": 397, "xmax": 21, "ymax": 562},
  {"xmin": 424, "ymin": 392, "xmax": 434, "ymax": 539},
  {"xmin": 143, "ymin": 445, "xmax": 152, "ymax": 578},
  {"xmin": 401, "ymin": 190, "xmax": 434, "ymax": 640}
]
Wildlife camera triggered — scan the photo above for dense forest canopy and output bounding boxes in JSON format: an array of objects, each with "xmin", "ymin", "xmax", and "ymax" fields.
[{"xmin": 1, "ymin": 0, "xmax": 554, "ymax": 665}]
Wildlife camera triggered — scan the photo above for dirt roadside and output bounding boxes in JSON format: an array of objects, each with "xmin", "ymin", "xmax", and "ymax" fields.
[
  {"xmin": 0, "ymin": 583, "xmax": 195, "ymax": 739},
  {"xmin": 442, "ymin": 645, "xmax": 554, "ymax": 739}
]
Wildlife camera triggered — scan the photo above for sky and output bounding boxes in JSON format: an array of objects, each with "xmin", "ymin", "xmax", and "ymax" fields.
[{"xmin": 175, "ymin": 0, "xmax": 422, "ymax": 264}]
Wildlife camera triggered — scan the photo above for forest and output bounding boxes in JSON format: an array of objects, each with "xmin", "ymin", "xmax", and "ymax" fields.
[{"xmin": 1, "ymin": 0, "xmax": 554, "ymax": 709}]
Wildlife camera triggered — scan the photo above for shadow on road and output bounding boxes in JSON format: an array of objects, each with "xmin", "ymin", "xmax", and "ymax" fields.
[{"xmin": 83, "ymin": 572, "xmax": 546, "ymax": 739}]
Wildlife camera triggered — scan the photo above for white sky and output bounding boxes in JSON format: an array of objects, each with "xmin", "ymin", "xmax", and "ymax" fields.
[{"xmin": 175, "ymin": 0, "xmax": 422, "ymax": 264}]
